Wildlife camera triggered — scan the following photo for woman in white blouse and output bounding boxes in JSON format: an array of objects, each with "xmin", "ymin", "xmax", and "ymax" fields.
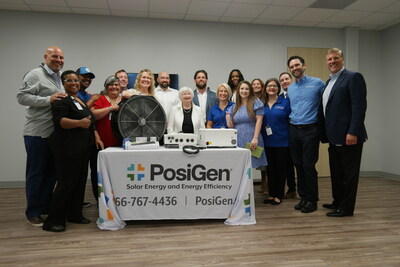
[{"xmin": 168, "ymin": 87, "xmax": 204, "ymax": 135}]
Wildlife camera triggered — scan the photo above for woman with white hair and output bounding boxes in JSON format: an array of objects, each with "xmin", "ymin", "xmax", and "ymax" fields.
[
  {"xmin": 168, "ymin": 87, "xmax": 204, "ymax": 135},
  {"xmin": 206, "ymin": 83, "xmax": 234, "ymax": 128}
]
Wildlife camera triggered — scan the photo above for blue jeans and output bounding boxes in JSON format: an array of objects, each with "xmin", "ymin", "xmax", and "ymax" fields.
[{"xmin": 24, "ymin": 136, "xmax": 56, "ymax": 218}]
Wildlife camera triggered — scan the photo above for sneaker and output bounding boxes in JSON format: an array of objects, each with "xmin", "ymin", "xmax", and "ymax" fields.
[
  {"xmin": 27, "ymin": 216, "xmax": 44, "ymax": 227},
  {"xmin": 82, "ymin": 202, "xmax": 92, "ymax": 208},
  {"xmin": 284, "ymin": 191, "xmax": 297, "ymax": 199}
]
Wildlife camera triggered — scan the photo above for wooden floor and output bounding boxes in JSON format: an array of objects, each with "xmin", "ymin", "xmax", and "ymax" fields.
[{"xmin": 1, "ymin": 177, "xmax": 400, "ymax": 266}]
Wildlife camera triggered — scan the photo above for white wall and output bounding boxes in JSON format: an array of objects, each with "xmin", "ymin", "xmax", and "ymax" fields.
[
  {"xmin": 380, "ymin": 23, "xmax": 400, "ymax": 175},
  {"xmin": 0, "ymin": 10, "xmax": 395, "ymax": 183},
  {"xmin": 358, "ymin": 30, "xmax": 383, "ymax": 172}
]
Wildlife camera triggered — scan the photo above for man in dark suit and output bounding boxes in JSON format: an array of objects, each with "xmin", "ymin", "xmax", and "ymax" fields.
[
  {"xmin": 320, "ymin": 48, "xmax": 367, "ymax": 217},
  {"xmin": 192, "ymin": 70, "xmax": 217, "ymax": 123}
]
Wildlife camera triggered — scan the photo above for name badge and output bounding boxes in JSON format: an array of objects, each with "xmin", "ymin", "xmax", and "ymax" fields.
[
  {"xmin": 266, "ymin": 126, "xmax": 273, "ymax": 136},
  {"xmin": 73, "ymin": 100, "xmax": 83, "ymax": 110}
]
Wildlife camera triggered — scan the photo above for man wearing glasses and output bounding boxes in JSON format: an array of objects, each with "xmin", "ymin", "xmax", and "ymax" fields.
[{"xmin": 17, "ymin": 46, "xmax": 67, "ymax": 227}]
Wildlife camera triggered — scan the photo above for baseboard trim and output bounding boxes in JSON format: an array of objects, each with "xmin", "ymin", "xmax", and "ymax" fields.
[
  {"xmin": 0, "ymin": 181, "xmax": 25, "ymax": 188},
  {"xmin": 360, "ymin": 171, "xmax": 400, "ymax": 181}
]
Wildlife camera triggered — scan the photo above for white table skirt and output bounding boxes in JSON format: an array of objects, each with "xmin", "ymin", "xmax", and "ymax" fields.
[{"xmin": 96, "ymin": 147, "xmax": 256, "ymax": 230}]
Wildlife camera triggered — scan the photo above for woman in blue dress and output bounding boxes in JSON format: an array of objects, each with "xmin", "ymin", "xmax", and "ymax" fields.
[
  {"xmin": 206, "ymin": 83, "xmax": 234, "ymax": 128},
  {"xmin": 226, "ymin": 81, "xmax": 267, "ymax": 169},
  {"xmin": 261, "ymin": 78, "xmax": 291, "ymax": 205}
]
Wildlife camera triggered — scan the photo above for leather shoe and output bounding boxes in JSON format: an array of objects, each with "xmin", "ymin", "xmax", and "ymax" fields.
[
  {"xmin": 326, "ymin": 209, "xmax": 353, "ymax": 217},
  {"xmin": 264, "ymin": 198, "xmax": 274, "ymax": 204},
  {"xmin": 68, "ymin": 217, "xmax": 91, "ymax": 224},
  {"xmin": 27, "ymin": 216, "xmax": 44, "ymax": 227},
  {"xmin": 301, "ymin": 201, "xmax": 317, "ymax": 213},
  {"xmin": 322, "ymin": 203, "xmax": 337, "ymax": 210},
  {"xmin": 271, "ymin": 199, "xmax": 282, "ymax": 205},
  {"xmin": 294, "ymin": 198, "xmax": 307, "ymax": 210},
  {"xmin": 43, "ymin": 225, "xmax": 65, "ymax": 232}
]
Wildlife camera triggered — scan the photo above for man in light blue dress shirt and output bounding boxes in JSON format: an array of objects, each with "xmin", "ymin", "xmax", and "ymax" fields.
[{"xmin": 286, "ymin": 56, "xmax": 325, "ymax": 213}]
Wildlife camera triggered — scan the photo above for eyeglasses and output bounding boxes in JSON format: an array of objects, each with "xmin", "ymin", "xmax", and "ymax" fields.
[
  {"xmin": 64, "ymin": 79, "xmax": 79, "ymax": 83},
  {"xmin": 108, "ymin": 83, "xmax": 120, "ymax": 87},
  {"xmin": 267, "ymin": 85, "xmax": 278, "ymax": 88}
]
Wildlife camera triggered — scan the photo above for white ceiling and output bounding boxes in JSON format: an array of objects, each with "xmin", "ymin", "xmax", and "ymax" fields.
[{"xmin": 1, "ymin": 0, "xmax": 400, "ymax": 30}]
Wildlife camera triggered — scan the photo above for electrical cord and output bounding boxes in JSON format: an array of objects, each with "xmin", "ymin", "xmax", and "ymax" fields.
[{"xmin": 182, "ymin": 145, "xmax": 205, "ymax": 154}]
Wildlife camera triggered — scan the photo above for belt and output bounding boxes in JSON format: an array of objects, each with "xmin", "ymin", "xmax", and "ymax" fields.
[{"xmin": 290, "ymin": 123, "xmax": 317, "ymax": 129}]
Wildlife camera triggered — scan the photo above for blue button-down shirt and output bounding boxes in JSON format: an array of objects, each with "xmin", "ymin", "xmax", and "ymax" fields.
[
  {"xmin": 287, "ymin": 75, "xmax": 324, "ymax": 125},
  {"xmin": 262, "ymin": 95, "xmax": 291, "ymax": 147},
  {"xmin": 207, "ymin": 102, "xmax": 234, "ymax": 128}
]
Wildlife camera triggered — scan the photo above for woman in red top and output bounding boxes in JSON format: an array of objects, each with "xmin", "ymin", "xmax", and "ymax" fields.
[{"xmin": 92, "ymin": 76, "xmax": 122, "ymax": 147}]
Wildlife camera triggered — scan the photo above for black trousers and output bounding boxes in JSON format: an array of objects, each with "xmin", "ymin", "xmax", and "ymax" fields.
[
  {"xmin": 328, "ymin": 143, "xmax": 363, "ymax": 214},
  {"xmin": 266, "ymin": 147, "xmax": 290, "ymax": 200},
  {"xmin": 43, "ymin": 150, "xmax": 90, "ymax": 227},
  {"xmin": 286, "ymin": 147, "xmax": 296, "ymax": 192},
  {"xmin": 289, "ymin": 124, "xmax": 320, "ymax": 202}
]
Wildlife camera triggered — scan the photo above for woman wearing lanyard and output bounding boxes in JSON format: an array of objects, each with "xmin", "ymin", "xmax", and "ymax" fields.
[
  {"xmin": 206, "ymin": 83, "xmax": 234, "ymax": 128},
  {"xmin": 43, "ymin": 70, "xmax": 103, "ymax": 232},
  {"xmin": 262, "ymin": 78, "xmax": 291, "ymax": 205}
]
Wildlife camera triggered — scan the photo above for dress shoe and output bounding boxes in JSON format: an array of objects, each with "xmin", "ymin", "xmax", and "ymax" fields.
[
  {"xmin": 68, "ymin": 217, "xmax": 91, "ymax": 224},
  {"xmin": 326, "ymin": 209, "xmax": 353, "ymax": 217},
  {"xmin": 43, "ymin": 225, "xmax": 66, "ymax": 232},
  {"xmin": 322, "ymin": 203, "xmax": 337, "ymax": 210},
  {"xmin": 27, "ymin": 216, "xmax": 44, "ymax": 227},
  {"xmin": 284, "ymin": 191, "xmax": 296, "ymax": 199},
  {"xmin": 294, "ymin": 198, "xmax": 307, "ymax": 210},
  {"xmin": 263, "ymin": 198, "xmax": 274, "ymax": 204},
  {"xmin": 301, "ymin": 201, "xmax": 317, "ymax": 213},
  {"xmin": 271, "ymin": 199, "xmax": 282, "ymax": 205}
]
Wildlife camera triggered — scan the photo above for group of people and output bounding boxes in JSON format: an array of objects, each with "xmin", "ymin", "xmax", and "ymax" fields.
[{"xmin": 17, "ymin": 45, "xmax": 367, "ymax": 232}]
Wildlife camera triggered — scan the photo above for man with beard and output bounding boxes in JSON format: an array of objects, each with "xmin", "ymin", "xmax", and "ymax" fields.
[
  {"xmin": 192, "ymin": 70, "xmax": 217, "ymax": 123},
  {"xmin": 286, "ymin": 56, "xmax": 325, "ymax": 213},
  {"xmin": 154, "ymin": 71, "xmax": 179, "ymax": 122},
  {"xmin": 17, "ymin": 46, "xmax": 67, "ymax": 227}
]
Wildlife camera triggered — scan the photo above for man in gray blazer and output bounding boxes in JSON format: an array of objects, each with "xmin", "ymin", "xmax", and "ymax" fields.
[{"xmin": 192, "ymin": 70, "xmax": 217, "ymax": 123}]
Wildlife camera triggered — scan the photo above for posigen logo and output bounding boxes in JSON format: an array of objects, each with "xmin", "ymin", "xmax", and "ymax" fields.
[{"xmin": 127, "ymin": 163, "xmax": 145, "ymax": 181}]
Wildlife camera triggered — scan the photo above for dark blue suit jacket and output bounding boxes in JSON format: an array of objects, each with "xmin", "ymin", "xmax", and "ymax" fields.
[{"xmin": 320, "ymin": 68, "xmax": 367, "ymax": 145}]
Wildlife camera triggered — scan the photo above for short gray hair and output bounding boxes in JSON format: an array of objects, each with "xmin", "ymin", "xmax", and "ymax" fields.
[
  {"xmin": 178, "ymin": 86, "xmax": 194, "ymax": 99},
  {"xmin": 104, "ymin": 75, "xmax": 119, "ymax": 91}
]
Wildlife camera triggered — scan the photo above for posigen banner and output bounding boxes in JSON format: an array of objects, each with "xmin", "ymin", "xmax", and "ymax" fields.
[{"xmin": 96, "ymin": 147, "xmax": 256, "ymax": 230}]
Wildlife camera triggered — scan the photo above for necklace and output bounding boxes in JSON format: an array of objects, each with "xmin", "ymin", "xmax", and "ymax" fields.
[{"xmin": 183, "ymin": 107, "xmax": 192, "ymax": 113}]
